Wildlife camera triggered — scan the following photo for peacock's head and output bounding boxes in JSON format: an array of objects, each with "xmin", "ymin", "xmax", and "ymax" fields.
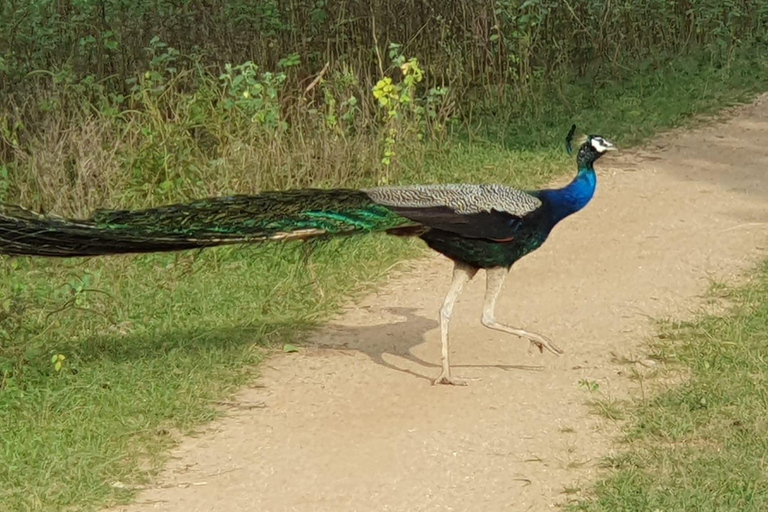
[
  {"xmin": 586, "ymin": 135, "xmax": 617, "ymax": 156},
  {"xmin": 565, "ymin": 125, "xmax": 617, "ymax": 168},
  {"xmin": 576, "ymin": 135, "xmax": 616, "ymax": 169},
  {"xmin": 565, "ymin": 124, "xmax": 618, "ymax": 161}
]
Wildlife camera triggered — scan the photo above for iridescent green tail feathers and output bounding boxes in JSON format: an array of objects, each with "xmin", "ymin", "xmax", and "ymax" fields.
[{"xmin": 0, "ymin": 189, "xmax": 414, "ymax": 258}]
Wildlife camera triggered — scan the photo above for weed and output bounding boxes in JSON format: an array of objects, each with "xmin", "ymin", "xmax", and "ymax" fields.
[{"xmin": 579, "ymin": 379, "xmax": 601, "ymax": 393}]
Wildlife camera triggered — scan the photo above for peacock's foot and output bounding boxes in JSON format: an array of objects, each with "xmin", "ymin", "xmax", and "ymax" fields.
[
  {"xmin": 481, "ymin": 317, "xmax": 564, "ymax": 356},
  {"xmin": 432, "ymin": 371, "xmax": 480, "ymax": 386},
  {"xmin": 525, "ymin": 331, "xmax": 564, "ymax": 356}
]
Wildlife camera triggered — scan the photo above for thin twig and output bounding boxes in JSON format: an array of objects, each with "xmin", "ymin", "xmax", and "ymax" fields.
[
  {"xmin": 303, "ymin": 62, "xmax": 330, "ymax": 96},
  {"xmin": 371, "ymin": 7, "xmax": 384, "ymax": 77},
  {"xmin": 720, "ymin": 222, "xmax": 768, "ymax": 233}
]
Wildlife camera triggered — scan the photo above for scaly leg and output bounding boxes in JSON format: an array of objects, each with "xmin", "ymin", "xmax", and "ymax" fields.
[
  {"xmin": 481, "ymin": 267, "xmax": 564, "ymax": 355},
  {"xmin": 434, "ymin": 262, "xmax": 478, "ymax": 386}
]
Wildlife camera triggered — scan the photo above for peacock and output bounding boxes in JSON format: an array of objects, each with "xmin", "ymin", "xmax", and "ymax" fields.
[{"xmin": 0, "ymin": 125, "xmax": 615, "ymax": 385}]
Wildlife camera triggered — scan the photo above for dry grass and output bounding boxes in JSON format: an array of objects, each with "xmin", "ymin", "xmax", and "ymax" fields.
[
  {"xmin": 1, "ymin": 60, "xmax": 444, "ymax": 217},
  {"xmin": 11, "ymin": 116, "xmax": 129, "ymax": 216}
]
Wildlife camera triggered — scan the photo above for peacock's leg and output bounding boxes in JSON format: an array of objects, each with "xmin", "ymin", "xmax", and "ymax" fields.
[
  {"xmin": 481, "ymin": 267, "xmax": 564, "ymax": 355},
  {"xmin": 434, "ymin": 262, "xmax": 478, "ymax": 386}
]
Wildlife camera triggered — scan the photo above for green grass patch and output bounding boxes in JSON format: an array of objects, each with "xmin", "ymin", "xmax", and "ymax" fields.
[
  {"xmin": 470, "ymin": 51, "xmax": 768, "ymax": 151},
  {"xmin": 572, "ymin": 261, "xmax": 768, "ymax": 512},
  {"xmin": 0, "ymin": 237, "xmax": 417, "ymax": 510},
  {"xmin": 2, "ymin": 51, "xmax": 768, "ymax": 511}
]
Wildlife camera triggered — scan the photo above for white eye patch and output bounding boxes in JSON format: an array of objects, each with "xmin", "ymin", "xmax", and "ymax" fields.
[{"xmin": 590, "ymin": 137, "xmax": 613, "ymax": 153}]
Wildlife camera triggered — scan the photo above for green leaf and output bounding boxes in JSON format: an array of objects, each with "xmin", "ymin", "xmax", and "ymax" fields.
[{"xmin": 282, "ymin": 344, "xmax": 300, "ymax": 353}]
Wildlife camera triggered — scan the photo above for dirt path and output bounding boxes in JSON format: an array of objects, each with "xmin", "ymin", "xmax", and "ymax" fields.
[{"xmin": 111, "ymin": 95, "xmax": 768, "ymax": 512}]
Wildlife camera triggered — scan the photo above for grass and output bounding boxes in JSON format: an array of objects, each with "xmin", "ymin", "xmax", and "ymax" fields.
[
  {"xmin": 571, "ymin": 259, "xmax": 768, "ymax": 512},
  {"xmin": 0, "ymin": 238, "xmax": 417, "ymax": 509},
  {"xmin": 467, "ymin": 51, "xmax": 768, "ymax": 151},
  {"xmin": 2, "ymin": 50, "xmax": 768, "ymax": 511}
]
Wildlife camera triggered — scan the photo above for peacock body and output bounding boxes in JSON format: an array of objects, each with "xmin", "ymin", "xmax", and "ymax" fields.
[
  {"xmin": 394, "ymin": 167, "xmax": 596, "ymax": 269},
  {"xmin": 0, "ymin": 126, "xmax": 615, "ymax": 385}
]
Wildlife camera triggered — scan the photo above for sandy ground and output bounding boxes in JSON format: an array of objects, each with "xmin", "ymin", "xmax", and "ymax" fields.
[{"xmin": 109, "ymin": 94, "xmax": 768, "ymax": 512}]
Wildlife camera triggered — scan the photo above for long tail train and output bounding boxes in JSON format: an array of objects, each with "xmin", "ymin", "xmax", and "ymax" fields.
[
  {"xmin": 1, "ymin": 125, "xmax": 584, "ymax": 260},
  {"xmin": 0, "ymin": 189, "xmax": 414, "ymax": 258}
]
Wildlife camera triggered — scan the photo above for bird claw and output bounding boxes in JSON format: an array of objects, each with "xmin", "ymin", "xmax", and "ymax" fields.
[
  {"xmin": 432, "ymin": 372, "xmax": 480, "ymax": 386},
  {"xmin": 527, "ymin": 334, "xmax": 564, "ymax": 356}
]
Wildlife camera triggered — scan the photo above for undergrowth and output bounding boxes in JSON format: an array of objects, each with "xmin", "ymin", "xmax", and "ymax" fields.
[
  {"xmin": 0, "ymin": 43, "xmax": 452, "ymax": 215},
  {"xmin": 4, "ymin": 0, "xmax": 767, "ymax": 103}
]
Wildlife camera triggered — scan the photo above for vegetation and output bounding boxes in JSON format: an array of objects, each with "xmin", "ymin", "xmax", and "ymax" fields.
[
  {"xmin": 2, "ymin": 1, "xmax": 768, "ymax": 510},
  {"xmin": 3, "ymin": 0, "xmax": 768, "ymax": 212},
  {"xmin": 573, "ymin": 261, "xmax": 768, "ymax": 511},
  {"xmin": 4, "ymin": 0, "xmax": 767, "ymax": 104}
]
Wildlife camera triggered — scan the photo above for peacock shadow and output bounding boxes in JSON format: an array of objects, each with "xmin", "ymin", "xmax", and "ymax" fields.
[
  {"xmin": 68, "ymin": 320, "xmax": 301, "ymax": 366},
  {"xmin": 306, "ymin": 306, "xmax": 545, "ymax": 382},
  {"xmin": 68, "ymin": 307, "xmax": 542, "ymax": 382}
]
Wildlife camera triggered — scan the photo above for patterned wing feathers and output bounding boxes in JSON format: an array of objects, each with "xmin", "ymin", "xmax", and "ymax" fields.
[
  {"xmin": 364, "ymin": 183, "xmax": 541, "ymax": 216},
  {"xmin": 364, "ymin": 184, "xmax": 540, "ymax": 240}
]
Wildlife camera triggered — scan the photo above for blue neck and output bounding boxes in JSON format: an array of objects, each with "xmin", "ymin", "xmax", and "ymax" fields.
[{"xmin": 538, "ymin": 166, "xmax": 596, "ymax": 226}]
